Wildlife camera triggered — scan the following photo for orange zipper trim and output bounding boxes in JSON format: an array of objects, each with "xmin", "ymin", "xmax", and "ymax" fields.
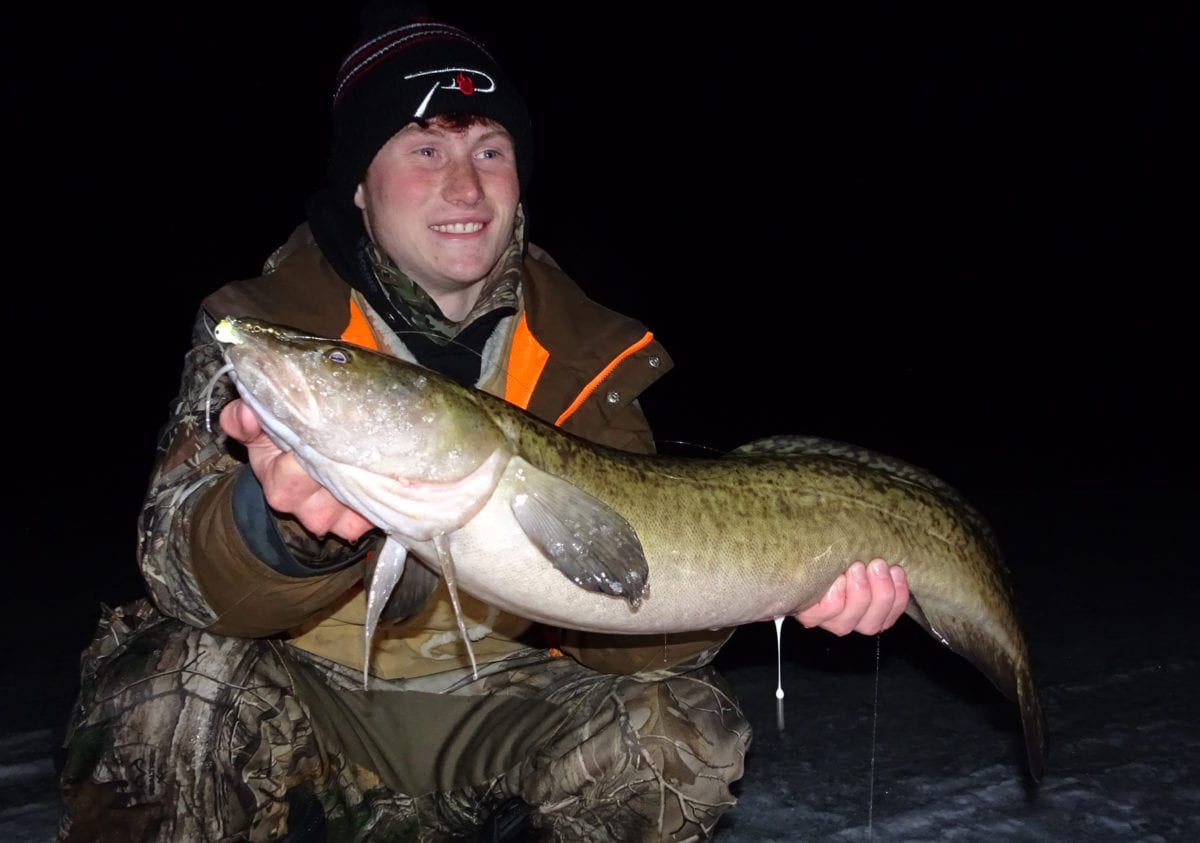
[{"xmin": 554, "ymin": 331, "xmax": 654, "ymax": 427}]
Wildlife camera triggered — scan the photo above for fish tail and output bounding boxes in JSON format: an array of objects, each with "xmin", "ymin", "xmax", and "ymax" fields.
[{"xmin": 1018, "ymin": 666, "xmax": 1048, "ymax": 782}]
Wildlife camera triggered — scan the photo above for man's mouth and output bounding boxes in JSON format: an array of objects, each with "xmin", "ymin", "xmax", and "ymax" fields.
[{"xmin": 430, "ymin": 222, "xmax": 485, "ymax": 234}]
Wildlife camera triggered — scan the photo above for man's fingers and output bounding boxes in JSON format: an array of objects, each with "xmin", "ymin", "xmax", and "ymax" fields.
[
  {"xmin": 796, "ymin": 560, "xmax": 910, "ymax": 636},
  {"xmin": 795, "ymin": 574, "xmax": 847, "ymax": 628},
  {"xmin": 831, "ymin": 561, "xmax": 874, "ymax": 635},
  {"xmin": 219, "ymin": 399, "xmax": 263, "ymax": 442},
  {"xmin": 797, "ymin": 562, "xmax": 871, "ymax": 635},
  {"xmin": 275, "ymin": 480, "xmax": 374, "ymax": 543},
  {"xmin": 852, "ymin": 559, "xmax": 897, "ymax": 635},
  {"xmin": 331, "ymin": 509, "xmax": 376, "ymax": 544},
  {"xmin": 301, "ymin": 498, "xmax": 374, "ymax": 543},
  {"xmin": 220, "ymin": 399, "xmax": 374, "ymax": 543},
  {"xmin": 883, "ymin": 565, "xmax": 910, "ymax": 629}
]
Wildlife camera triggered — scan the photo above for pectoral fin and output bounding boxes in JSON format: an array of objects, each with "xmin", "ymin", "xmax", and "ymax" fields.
[
  {"xmin": 362, "ymin": 537, "xmax": 409, "ymax": 688},
  {"xmin": 508, "ymin": 458, "xmax": 648, "ymax": 606}
]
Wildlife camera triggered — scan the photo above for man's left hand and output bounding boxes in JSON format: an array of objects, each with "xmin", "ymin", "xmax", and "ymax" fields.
[{"xmin": 795, "ymin": 559, "xmax": 909, "ymax": 636}]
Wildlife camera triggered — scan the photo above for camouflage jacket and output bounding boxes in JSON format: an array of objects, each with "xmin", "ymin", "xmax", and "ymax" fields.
[{"xmin": 136, "ymin": 225, "xmax": 733, "ymax": 679}]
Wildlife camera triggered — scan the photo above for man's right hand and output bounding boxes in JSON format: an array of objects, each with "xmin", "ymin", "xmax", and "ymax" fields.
[{"xmin": 220, "ymin": 399, "xmax": 375, "ymax": 542}]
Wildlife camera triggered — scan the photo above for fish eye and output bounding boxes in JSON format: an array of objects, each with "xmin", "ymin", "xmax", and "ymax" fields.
[{"xmin": 325, "ymin": 349, "xmax": 351, "ymax": 365}]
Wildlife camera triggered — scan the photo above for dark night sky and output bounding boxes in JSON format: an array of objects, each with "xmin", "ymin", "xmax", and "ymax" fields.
[{"xmin": 11, "ymin": 3, "xmax": 1195, "ymax": 611}]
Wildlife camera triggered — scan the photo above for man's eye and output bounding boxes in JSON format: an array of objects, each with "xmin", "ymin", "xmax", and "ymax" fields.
[
  {"xmin": 417, "ymin": 147, "xmax": 437, "ymax": 157},
  {"xmin": 477, "ymin": 149, "xmax": 499, "ymax": 160}
]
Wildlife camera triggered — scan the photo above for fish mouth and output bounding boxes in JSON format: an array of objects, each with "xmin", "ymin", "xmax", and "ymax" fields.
[{"xmin": 222, "ymin": 351, "xmax": 323, "ymax": 449}]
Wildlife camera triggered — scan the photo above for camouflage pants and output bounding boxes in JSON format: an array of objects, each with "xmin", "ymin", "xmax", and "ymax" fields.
[{"xmin": 58, "ymin": 601, "xmax": 751, "ymax": 842}]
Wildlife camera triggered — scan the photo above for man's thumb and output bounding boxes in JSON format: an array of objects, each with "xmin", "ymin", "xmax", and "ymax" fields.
[{"xmin": 220, "ymin": 399, "xmax": 263, "ymax": 443}]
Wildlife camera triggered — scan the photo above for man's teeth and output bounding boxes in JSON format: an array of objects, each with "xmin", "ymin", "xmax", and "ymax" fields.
[{"xmin": 431, "ymin": 222, "xmax": 484, "ymax": 234}]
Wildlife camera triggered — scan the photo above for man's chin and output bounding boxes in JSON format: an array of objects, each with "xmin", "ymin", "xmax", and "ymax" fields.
[{"xmin": 436, "ymin": 253, "xmax": 504, "ymax": 284}]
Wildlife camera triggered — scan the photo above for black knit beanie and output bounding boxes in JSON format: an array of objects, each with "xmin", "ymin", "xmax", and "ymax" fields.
[{"xmin": 327, "ymin": 13, "xmax": 533, "ymax": 206}]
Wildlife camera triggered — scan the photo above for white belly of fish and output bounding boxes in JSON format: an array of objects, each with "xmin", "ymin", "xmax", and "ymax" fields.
[{"xmin": 436, "ymin": 476, "xmax": 810, "ymax": 635}]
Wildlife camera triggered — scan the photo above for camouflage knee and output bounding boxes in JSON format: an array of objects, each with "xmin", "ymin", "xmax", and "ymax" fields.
[
  {"xmin": 521, "ymin": 664, "xmax": 752, "ymax": 842},
  {"xmin": 57, "ymin": 601, "xmax": 340, "ymax": 842}
]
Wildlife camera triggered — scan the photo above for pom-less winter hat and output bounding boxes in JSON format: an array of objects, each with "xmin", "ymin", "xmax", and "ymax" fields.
[{"xmin": 327, "ymin": 16, "xmax": 534, "ymax": 204}]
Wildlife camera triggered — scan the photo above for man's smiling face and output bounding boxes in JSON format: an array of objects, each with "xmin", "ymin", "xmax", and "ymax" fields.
[{"xmin": 354, "ymin": 116, "xmax": 520, "ymax": 319}]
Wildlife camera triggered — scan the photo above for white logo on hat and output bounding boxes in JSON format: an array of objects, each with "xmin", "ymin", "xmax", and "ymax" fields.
[{"xmin": 407, "ymin": 67, "xmax": 497, "ymax": 117}]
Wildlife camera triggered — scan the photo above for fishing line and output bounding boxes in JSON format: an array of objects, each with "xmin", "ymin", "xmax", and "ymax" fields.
[{"xmin": 867, "ymin": 632, "xmax": 882, "ymax": 836}]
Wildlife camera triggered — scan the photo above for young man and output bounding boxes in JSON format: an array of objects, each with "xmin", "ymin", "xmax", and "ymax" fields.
[{"xmin": 58, "ymin": 11, "xmax": 908, "ymax": 841}]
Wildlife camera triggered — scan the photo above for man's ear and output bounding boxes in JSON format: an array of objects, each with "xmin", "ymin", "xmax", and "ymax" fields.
[{"xmin": 353, "ymin": 183, "xmax": 366, "ymax": 211}]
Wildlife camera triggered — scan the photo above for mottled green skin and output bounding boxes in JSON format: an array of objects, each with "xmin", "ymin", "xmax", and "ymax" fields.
[
  {"xmin": 484, "ymin": 391, "xmax": 1045, "ymax": 782},
  {"xmin": 482, "ymin": 391, "xmax": 1026, "ymax": 692},
  {"xmin": 215, "ymin": 317, "xmax": 1047, "ymax": 782}
]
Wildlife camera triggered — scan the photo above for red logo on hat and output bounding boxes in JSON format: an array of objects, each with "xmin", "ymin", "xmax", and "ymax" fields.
[{"xmin": 456, "ymin": 72, "xmax": 475, "ymax": 95}]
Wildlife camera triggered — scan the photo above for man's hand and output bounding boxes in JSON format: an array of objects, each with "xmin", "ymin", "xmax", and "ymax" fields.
[
  {"xmin": 795, "ymin": 559, "xmax": 909, "ymax": 636},
  {"xmin": 220, "ymin": 399, "xmax": 375, "ymax": 542}
]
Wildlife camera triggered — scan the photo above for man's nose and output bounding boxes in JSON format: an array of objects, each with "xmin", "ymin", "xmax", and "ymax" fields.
[{"xmin": 443, "ymin": 158, "xmax": 483, "ymax": 205}]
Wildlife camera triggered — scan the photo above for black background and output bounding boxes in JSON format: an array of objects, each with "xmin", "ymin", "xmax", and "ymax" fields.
[{"xmin": 8, "ymin": 3, "xmax": 1195, "ymax": 651}]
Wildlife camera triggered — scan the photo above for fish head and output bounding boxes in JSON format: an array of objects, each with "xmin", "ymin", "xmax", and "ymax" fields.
[{"xmin": 213, "ymin": 316, "xmax": 508, "ymax": 483}]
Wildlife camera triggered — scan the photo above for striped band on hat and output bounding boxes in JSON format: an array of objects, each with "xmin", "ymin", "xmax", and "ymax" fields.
[{"xmin": 332, "ymin": 22, "xmax": 496, "ymax": 108}]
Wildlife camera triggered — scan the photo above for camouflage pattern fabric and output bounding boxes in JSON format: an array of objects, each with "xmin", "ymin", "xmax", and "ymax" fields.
[{"xmin": 58, "ymin": 600, "xmax": 751, "ymax": 842}]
